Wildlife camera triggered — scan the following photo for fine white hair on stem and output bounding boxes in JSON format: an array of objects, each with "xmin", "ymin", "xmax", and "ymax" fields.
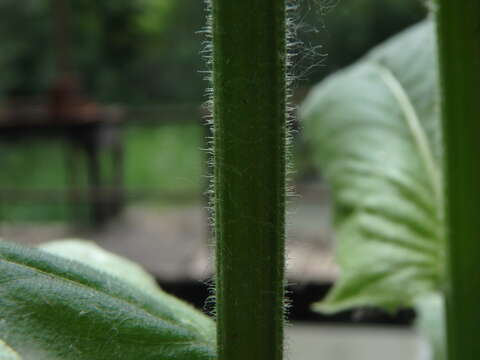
[{"xmin": 200, "ymin": 0, "xmax": 330, "ymax": 342}]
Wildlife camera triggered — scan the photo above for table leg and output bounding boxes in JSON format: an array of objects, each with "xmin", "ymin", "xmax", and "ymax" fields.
[
  {"xmin": 65, "ymin": 142, "xmax": 80, "ymax": 225},
  {"xmin": 111, "ymin": 140, "xmax": 124, "ymax": 217},
  {"xmin": 85, "ymin": 142, "xmax": 105, "ymax": 228}
]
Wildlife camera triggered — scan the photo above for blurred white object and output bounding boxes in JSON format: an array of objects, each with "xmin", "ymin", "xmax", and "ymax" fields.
[{"xmin": 287, "ymin": 324, "xmax": 425, "ymax": 360}]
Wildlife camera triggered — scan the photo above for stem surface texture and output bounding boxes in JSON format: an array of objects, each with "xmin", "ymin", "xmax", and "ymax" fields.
[
  {"xmin": 436, "ymin": 1, "xmax": 480, "ymax": 359},
  {"xmin": 212, "ymin": 1, "xmax": 286, "ymax": 360}
]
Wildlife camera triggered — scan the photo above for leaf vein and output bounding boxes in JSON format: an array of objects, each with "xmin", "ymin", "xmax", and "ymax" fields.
[{"xmin": 0, "ymin": 257, "xmax": 211, "ymax": 350}]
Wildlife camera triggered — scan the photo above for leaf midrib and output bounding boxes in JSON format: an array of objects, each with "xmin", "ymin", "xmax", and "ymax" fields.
[
  {"xmin": 374, "ymin": 64, "xmax": 441, "ymax": 206},
  {"xmin": 0, "ymin": 257, "xmax": 212, "ymax": 350}
]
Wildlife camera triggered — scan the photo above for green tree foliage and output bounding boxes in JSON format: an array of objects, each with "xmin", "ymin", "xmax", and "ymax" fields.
[
  {"xmin": 0, "ymin": 0, "xmax": 54, "ymax": 97},
  {"xmin": 0, "ymin": 0, "xmax": 426, "ymax": 104},
  {"xmin": 0, "ymin": 0, "xmax": 177, "ymax": 103}
]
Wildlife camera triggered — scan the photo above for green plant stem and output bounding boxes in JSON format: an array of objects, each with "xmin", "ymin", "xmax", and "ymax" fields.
[
  {"xmin": 436, "ymin": 1, "xmax": 480, "ymax": 359},
  {"xmin": 211, "ymin": 1, "xmax": 286, "ymax": 360}
]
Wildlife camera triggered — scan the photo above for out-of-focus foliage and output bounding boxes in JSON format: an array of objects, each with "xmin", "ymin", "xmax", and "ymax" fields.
[
  {"xmin": 0, "ymin": 0, "xmax": 188, "ymax": 103},
  {"xmin": 302, "ymin": 19, "xmax": 443, "ymax": 313},
  {"xmin": 0, "ymin": 123, "xmax": 204, "ymax": 222},
  {"xmin": 302, "ymin": 19, "xmax": 445, "ymax": 359},
  {"xmin": 0, "ymin": 0, "xmax": 54, "ymax": 97},
  {"xmin": 0, "ymin": 0, "xmax": 426, "ymax": 104}
]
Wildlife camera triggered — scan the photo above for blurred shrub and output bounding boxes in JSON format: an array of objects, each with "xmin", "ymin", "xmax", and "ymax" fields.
[{"xmin": 0, "ymin": 0, "xmax": 425, "ymax": 104}]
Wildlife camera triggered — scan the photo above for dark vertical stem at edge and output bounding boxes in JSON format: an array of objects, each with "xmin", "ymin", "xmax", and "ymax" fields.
[
  {"xmin": 212, "ymin": 1, "xmax": 286, "ymax": 360},
  {"xmin": 436, "ymin": 1, "xmax": 480, "ymax": 359}
]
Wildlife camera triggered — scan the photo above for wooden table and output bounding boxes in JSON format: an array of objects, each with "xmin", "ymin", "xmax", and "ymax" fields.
[{"xmin": 0, "ymin": 104, "xmax": 124, "ymax": 227}]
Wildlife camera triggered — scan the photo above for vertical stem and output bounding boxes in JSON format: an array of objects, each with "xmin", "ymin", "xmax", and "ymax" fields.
[
  {"xmin": 436, "ymin": 1, "xmax": 480, "ymax": 359},
  {"xmin": 211, "ymin": 1, "xmax": 286, "ymax": 360}
]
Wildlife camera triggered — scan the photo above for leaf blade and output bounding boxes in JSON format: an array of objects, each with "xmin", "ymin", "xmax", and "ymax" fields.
[
  {"xmin": 39, "ymin": 239, "xmax": 160, "ymax": 295},
  {"xmin": 302, "ymin": 19, "xmax": 445, "ymax": 312},
  {"xmin": 39, "ymin": 239, "xmax": 216, "ymax": 346},
  {"xmin": 0, "ymin": 241, "xmax": 215, "ymax": 360}
]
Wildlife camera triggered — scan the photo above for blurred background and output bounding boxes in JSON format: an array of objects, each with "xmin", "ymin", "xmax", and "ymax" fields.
[{"xmin": 0, "ymin": 0, "xmax": 429, "ymax": 358}]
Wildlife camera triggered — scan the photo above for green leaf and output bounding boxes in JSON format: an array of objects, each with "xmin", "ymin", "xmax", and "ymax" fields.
[
  {"xmin": 301, "ymin": 19, "xmax": 445, "ymax": 313},
  {"xmin": 39, "ymin": 239, "xmax": 160, "ymax": 295},
  {"xmin": 38, "ymin": 239, "xmax": 216, "ymax": 347},
  {"xmin": 0, "ymin": 339, "xmax": 22, "ymax": 360},
  {"xmin": 0, "ymin": 241, "xmax": 216, "ymax": 360},
  {"xmin": 39, "ymin": 239, "xmax": 216, "ymax": 342}
]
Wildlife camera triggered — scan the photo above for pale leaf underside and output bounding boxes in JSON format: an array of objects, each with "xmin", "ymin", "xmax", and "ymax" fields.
[{"xmin": 301, "ymin": 19, "xmax": 444, "ymax": 313}]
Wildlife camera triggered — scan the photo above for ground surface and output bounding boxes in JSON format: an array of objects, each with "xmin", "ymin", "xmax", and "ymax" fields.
[
  {"xmin": 3, "ymin": 182, "xmax": 337, "ymax": 282},
  {"xmin": 288, "ymin": 324, "xmax": 428, "ymax": 360}
]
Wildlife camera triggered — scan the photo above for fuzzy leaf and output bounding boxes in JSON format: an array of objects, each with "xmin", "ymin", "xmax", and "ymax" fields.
[
  {"xmin": 0, "ymin": 339, "xmax": 22, "ymax": 360},
  {"xmin": 38, "ymin": 239, "xmax": 215, "ymax": 346},
  {"xmin": 0, "ymin": 241, "xmax": 216, "ymax": 360},
  {"xmin": 39, "ymin": 239, "xmax": 160, "ymax": 295},
  {"xmin": 301, "ymin": 19, "xmax": 445, "ymax": 313}
]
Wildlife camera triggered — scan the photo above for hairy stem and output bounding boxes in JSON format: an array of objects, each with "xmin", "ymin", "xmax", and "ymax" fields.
[
  {"xmin": 436, "ymin": 1, "xmax": 480, "ymax": 359},
  {"xmin": 211, "ymin": 1, "xmax": 287, "ymax": 359}
]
